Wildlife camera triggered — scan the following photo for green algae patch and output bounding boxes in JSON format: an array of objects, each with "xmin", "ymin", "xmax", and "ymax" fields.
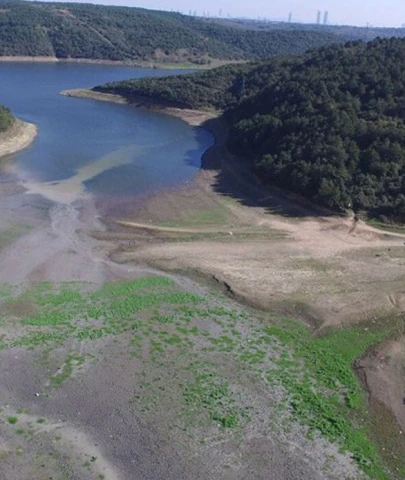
[{"xmin": 264, "ymin": 319, "xmax": 404, "ymax": 480}]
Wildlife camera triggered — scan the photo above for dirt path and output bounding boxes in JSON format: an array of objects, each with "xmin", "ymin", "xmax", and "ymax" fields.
[{"xmin": 117, "ymin": 219, "xmax": 252, "ymax": 235}]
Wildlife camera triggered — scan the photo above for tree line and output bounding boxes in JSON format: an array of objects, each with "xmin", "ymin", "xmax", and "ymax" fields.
[{"xmin": 0, "ymin": 104, "xmax": 14, "ymax": 132}]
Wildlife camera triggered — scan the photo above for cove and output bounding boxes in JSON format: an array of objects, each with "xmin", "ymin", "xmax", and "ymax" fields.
[{"xmin": 0, "ymin": 62, "xmax": 213, "ymax": 203}]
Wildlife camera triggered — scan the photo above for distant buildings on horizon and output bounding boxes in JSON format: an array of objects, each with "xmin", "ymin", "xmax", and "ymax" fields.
[{"xmin": 291, "ymin": 10, "xmax": 329, "ymax": 25}]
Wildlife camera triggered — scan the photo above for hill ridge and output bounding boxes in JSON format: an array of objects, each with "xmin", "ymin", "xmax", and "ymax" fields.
[{"xmin": 0, "ymin": 1, "xmax": 342, "ymax": 65}]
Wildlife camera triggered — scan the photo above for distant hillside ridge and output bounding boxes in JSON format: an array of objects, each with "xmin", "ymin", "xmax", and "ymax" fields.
[
  {"xmin": 216, "ymin": 17, "xmax": 405, "ymax": 42},
  {"xmin": 0, "ymin": 1, "xmax": 342, "ymax": 65},
  {"xmin": 96, "ymin": 37, "xmax": 405, "ymax": 220}
]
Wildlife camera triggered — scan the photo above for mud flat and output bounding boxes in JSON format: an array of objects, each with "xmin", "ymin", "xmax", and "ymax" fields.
[
  {"xmin": 0, "ymin": 178, "xmax": 369, "ymax": 480},
  {"xmin": 0, "ymin": 119, "xmax": 37, "ymax": 159}
]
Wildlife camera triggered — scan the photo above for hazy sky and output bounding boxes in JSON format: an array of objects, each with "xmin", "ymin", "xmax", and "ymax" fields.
[{"xmin": 67, "ymin": 0, "xmax": 405, "ymax": 27}]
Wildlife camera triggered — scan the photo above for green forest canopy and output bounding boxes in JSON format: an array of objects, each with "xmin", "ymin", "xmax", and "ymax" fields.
[
  {"xmin": 0, "ymin": 104, "xmax": 14, "ymax": 132},
  {"xmin": 97, "ymin": 37, "xmax": 405, "ymax": 220},
  {"xmin": 0, "ymin": 0, "xmax": 345, "ymax": 64}
]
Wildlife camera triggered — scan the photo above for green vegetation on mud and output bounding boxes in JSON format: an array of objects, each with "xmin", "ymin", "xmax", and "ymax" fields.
[
  {"xmin": 266, "ymin": 320, "xmax": 405, "ymax": 479},
  {"xmin": 0, "ymin": 276, "xmax": 403, "ymax": 478}
]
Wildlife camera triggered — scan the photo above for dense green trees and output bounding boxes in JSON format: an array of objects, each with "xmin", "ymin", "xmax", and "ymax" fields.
[
  {"xmin": 0, "ymin": 1, "xmax": 341, "ymax": 63},
  {"xmin": 97, "ymin": 37, "xmax": 405, "ymax": 220},
  {"xmin": 96, "ymin": 63, "xmax": 254, "ymax": 109},
  {"xmin": 0, "ymin": 104, "xmax": 14, "ymax": 132}
]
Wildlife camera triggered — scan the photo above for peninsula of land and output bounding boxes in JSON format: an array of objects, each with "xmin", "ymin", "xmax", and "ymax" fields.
[
  {"xmin": 0, "ymin": 118, "xmax": 37, "ymax": 160},
  {"xmin": 61, "ymin": 88, "xmax": 218, "ymax": 126}
]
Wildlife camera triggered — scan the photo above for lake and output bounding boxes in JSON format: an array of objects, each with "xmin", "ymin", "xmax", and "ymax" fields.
[{"xmin": 0, "ymin": 62, "xmax": 213, "ymax": 203}]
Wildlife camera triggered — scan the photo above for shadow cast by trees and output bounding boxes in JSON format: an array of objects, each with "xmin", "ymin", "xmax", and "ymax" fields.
[{"xmin": 200, "ymin": 118, "xmax": 333, "ymax": 219}]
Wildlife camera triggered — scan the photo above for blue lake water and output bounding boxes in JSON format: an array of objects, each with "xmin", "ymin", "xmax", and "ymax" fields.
[{"xmin": 0, "ymin": 62, "xmax": 212, "ymax": 201}]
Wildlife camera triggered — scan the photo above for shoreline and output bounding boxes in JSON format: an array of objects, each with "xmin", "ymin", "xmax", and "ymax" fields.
[
  {"xmin": 60, "ymin": 88, "xmax": 228, "ymax": 189},
  {"xmin": 60, "ymin": 88, "xmax": 220, "ymax": 127},
  {"xmin": 0, "ymin": 56, "xmax": 152, "ymax": 67},
  {"xmin": 0, "ymin": 56, "xmax": 216, "ymax": 70},
  {"xmin": 60, "ymin": 89, "xmax": 227, "ymax": 170},
  {"xmin": 0, "ymin": 119, "xmax": 38, "ymax": 160}
]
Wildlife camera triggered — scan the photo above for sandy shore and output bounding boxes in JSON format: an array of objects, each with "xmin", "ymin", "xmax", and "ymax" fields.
[
  {"xmin": 0, "ymin": 56, "xmax": 142, "ymax": 66},
  {"xmin": 0, "ymin": 56, "xmax": 58, "ymax": 63},
  {"xmin": 0, "ymin": 119, "xmax": 37, "ymax": 159},
  {"xmin": 0, "ymin": 56, "xmax": 156, "ymax": 67}
]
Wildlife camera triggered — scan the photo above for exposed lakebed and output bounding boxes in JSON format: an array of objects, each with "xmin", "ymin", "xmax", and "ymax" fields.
[{"xmin": 0, "ymin": 62, "xmax": 402, "ymax": 480}]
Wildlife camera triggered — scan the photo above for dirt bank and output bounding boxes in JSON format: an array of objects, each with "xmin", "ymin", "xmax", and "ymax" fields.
[
  {"xmin": 0, "ymin": 119, "xmax": 37, "ymax": 159},
  {"xmin": 358, "ymin": 334, "xmax": 405, "ymax": 432}
]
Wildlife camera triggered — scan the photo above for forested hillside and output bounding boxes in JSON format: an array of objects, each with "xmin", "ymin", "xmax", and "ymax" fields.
[
  {"xmin": 0, "ymin": 1, "xmax": 341, "ymax": 64},
  {"xmin": 96, "ymin": 63, "xmax": 254, "ymax": 109},
  {"xmin": 0, "ymin": 104, "xmax": 14, "ymax": 132},
  {"xmin": 97, "ymin": 38, "xmax": 405, "ymax": 220}
]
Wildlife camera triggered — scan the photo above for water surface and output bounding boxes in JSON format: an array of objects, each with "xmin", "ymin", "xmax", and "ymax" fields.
[{"xmin": 0, "ymin": 63, "xmax": 212, "ymax": 202}]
